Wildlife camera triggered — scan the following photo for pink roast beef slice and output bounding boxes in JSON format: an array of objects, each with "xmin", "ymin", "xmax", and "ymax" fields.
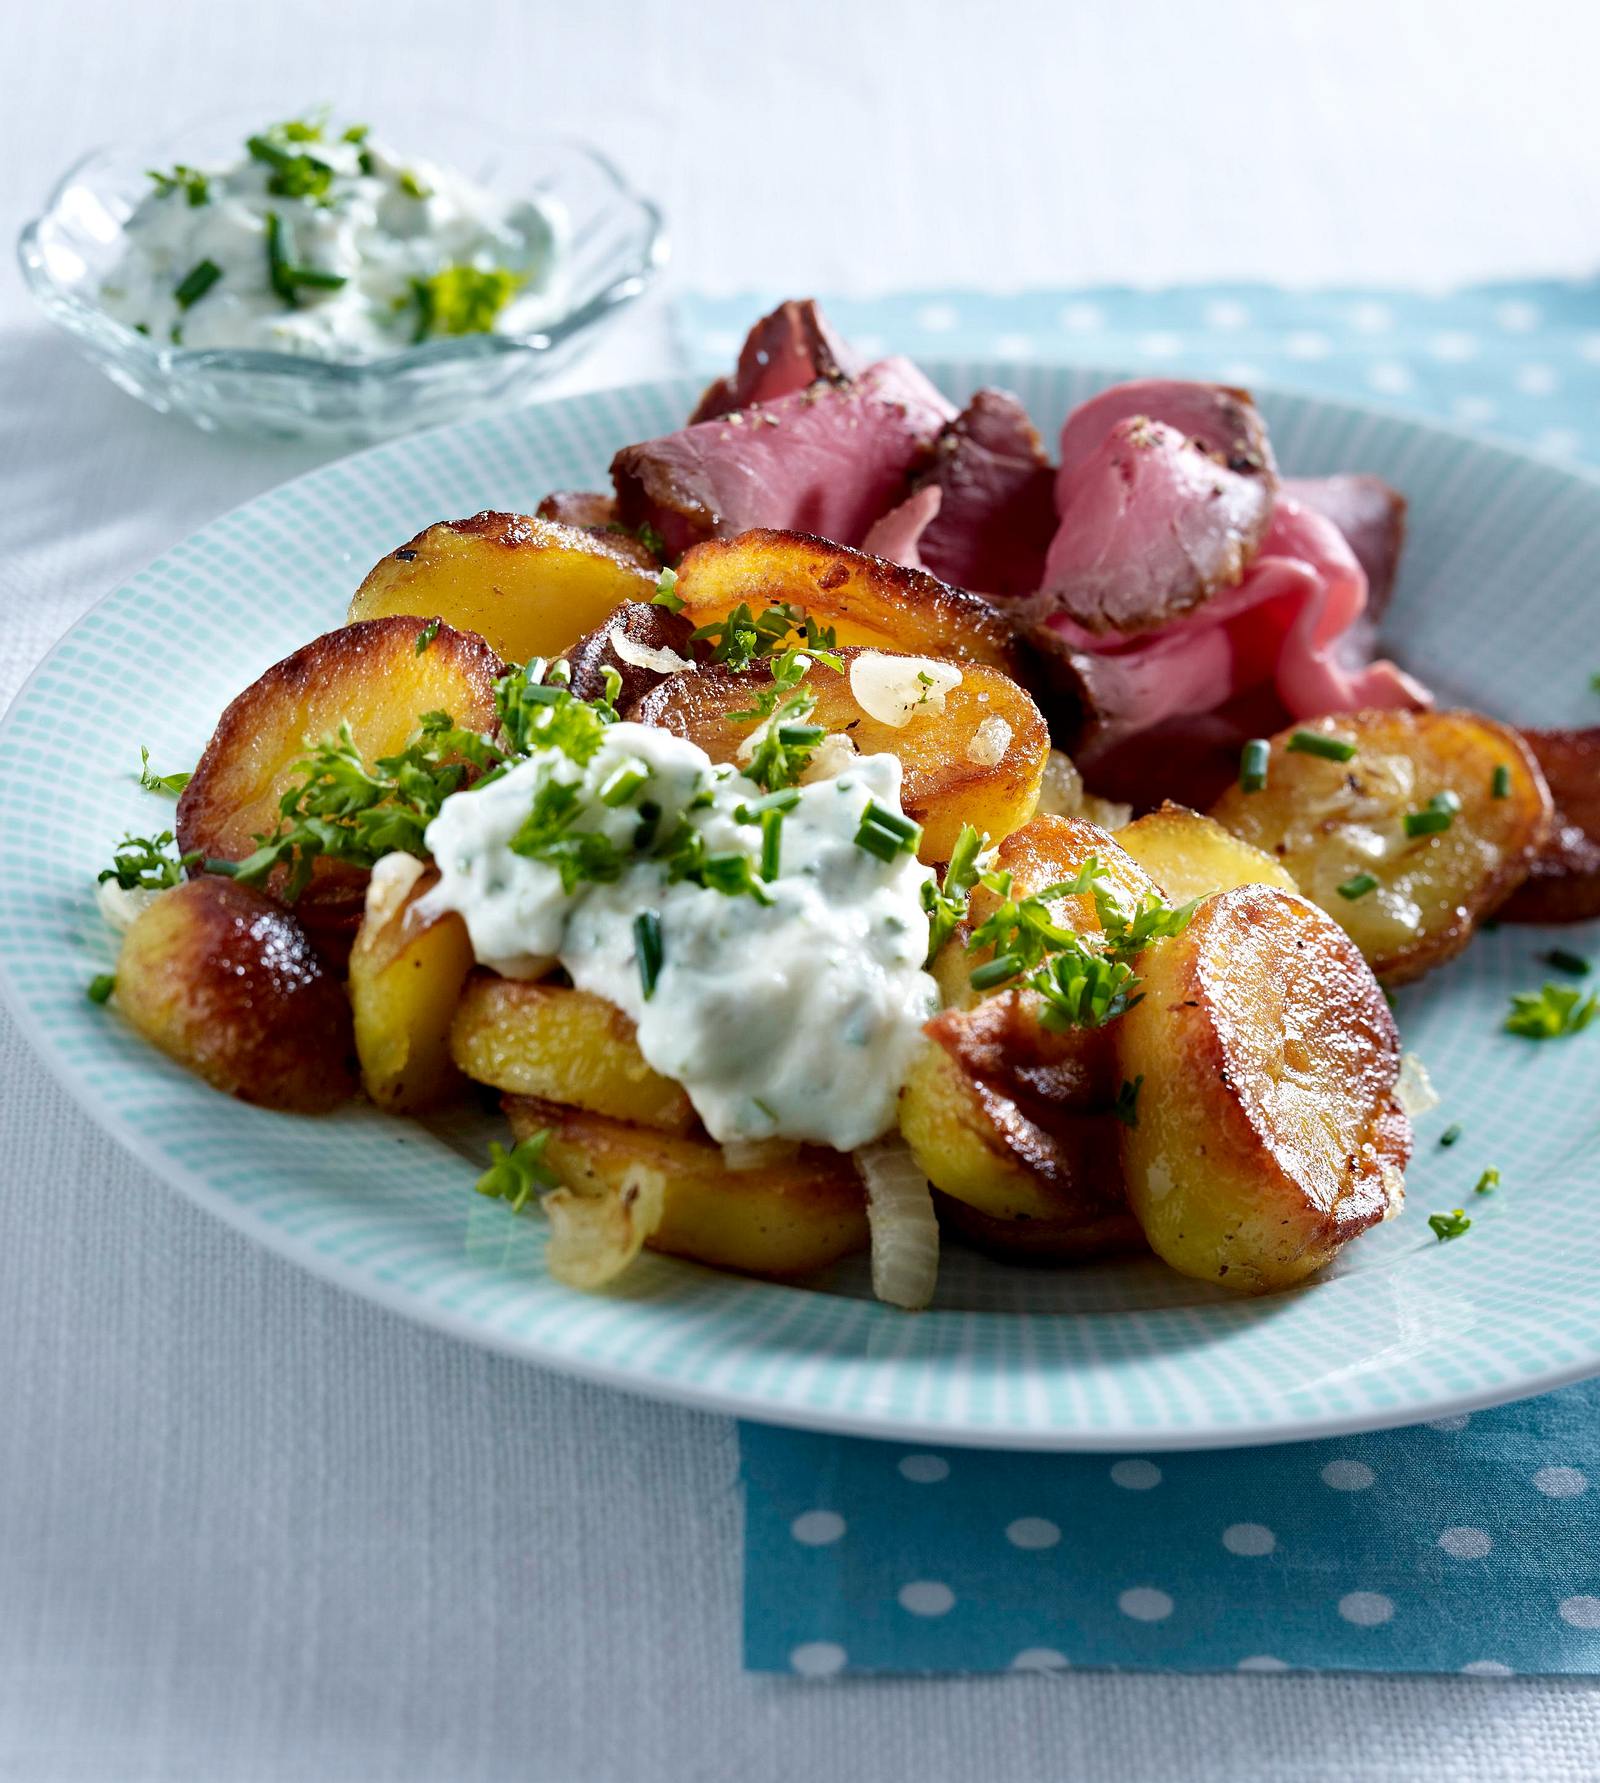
[
  {"xmin": 1037, "ymin": 415, "xmax": 1279, "ymax": 636},
  {"xmin": 1281, "ymin": 475, "xmax": 1407, "ymax": 617},
  {"xmin": 688, "ymin": 299, "xmax": 868, "ymax": 424},
  {"xmin": 1055, "ymin": 379, "xmax": 1278, "ymax": 488},
  {"xmin": 612, "ymin": 357, "xmax": 956, "ymax": 560},
  {"xmin": 913, "ymin": 390, "xmax": 1057, "ymax": 598},
  {"xmin": 860, "ymin": 483, "xmax": 943, "ymax": 569},
  {"xmin": 1036, "ymin": 495, "xmax": 1429, "ymax": 759}
]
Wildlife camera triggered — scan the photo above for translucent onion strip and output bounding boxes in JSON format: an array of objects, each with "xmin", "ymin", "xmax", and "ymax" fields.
[
  {"xmin": 855, "ymin": 1135, "xmax": 940, "ymax": 1311},
  {"xmin": 543, "ymin": 1167, "xmax": 665, "ymax": 1290}
]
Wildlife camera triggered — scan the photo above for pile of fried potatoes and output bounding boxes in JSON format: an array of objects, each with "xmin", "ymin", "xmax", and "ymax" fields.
[{"xmin": 107, "ymin": 513, "xmax": 1569, "ymax": 1299}]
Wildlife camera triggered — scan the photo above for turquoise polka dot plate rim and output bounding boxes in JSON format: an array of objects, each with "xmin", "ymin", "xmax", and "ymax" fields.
[{"xmin": 2, "ymin": 365, "xmax": 1597, "ymax": 1452}]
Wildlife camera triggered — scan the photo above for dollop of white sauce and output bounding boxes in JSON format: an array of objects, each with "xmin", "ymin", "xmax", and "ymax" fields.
[
  {"xmin": 420, "ymin": 723, "xmax": 939, "ymax": 1151},
  {"xmin": 99, "ymin": 127, "xmax": 559, "ymax": 359}
]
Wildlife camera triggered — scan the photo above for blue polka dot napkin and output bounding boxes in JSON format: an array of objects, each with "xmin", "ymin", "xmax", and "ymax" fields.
[{"xmin": 677, "ymin": 282, "xmax": 1600, "ymax": 1678}]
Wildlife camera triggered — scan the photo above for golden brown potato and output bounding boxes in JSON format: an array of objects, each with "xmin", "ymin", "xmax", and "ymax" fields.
[
  {"xmin": 348, "ymin": 512, "xmax": 658, "ymax": 664},
  {"xmin": 1501, "ymin": 727, "xmax": 1600, "ymax": 924},
  {"xmin": 898, "ymin": 1038, "xmax": 1126, "ymax": 1230},
  {"xmin": 1209, "ymin": 710, "xmax": 1553, "ymax": 983},
  {"xmin": 504, "ymin": 1096, "xmax": 869, "ymax": 1278},
  {"xmin": 347, "ymin": 866, "xmax": 475, "ymax": 1113},
  {"xmin": 933, "ymin": 1189, "xmax": 1145, "ymax": 1265},
  {"xmin": 114, "ymin": 877, "xmax": 355, "ymax": 1112},
  {"xmin": 452, "ymin": 977, "xmax": 694, "ymax": 1132},
  {"xmin": 1117, "ymin": 885, "xmax": 1410, "ymax": 1292},
  {"xmin": 672, "ymin": 529, "xmax": 1020, "ymax": 672},
  {"xmin": 1114, "ymin": 802, "xmax": 1299, "ymax": 903},
  {"xmin": 176, "ymin": 616, "xmax": 502, "ymax": 961},
  {"xmin": 634, "ymin": 647, "xmax": 1049, "ymax": 862},
  {"xmin": 562, "ymin": 599, "xmax": 696, "ymax": 709}
]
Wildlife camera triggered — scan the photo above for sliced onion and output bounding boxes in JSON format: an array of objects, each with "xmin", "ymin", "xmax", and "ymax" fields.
[
  {"xmin": 96, "ymin": 879, "xmax": 164, "ymax": 934},
  {"xmin": 849, "ymin": 652, "xmax": 962, "ymax": 728},
  {"xmin": 543, "ymin": 1167, "xmax": 665, "ymax": 1290},
  {"xmin": 799, "ymin": 731, "xmax": 858, "ymax": 783},
  {"xmin": 363, "ymin": 850, "xmax": 426, "ymax": 929},
  {"xmin": 1396, "ymin": 1051, "xmax": 1440, "ymax": 1118},
  {"xmin": 965, "ymin": 715, "xmax": 1013, "ymax": 767},
  {"xmin": 721, "ymin": 1138, "xmax": 801, "ymax": 1173},
  {"xmin": 854, "ymin": 1135, "xmax": 940, "ymax": 1311},
  {"xmin": 609, "ymin": 627, "xmax": 693, "ymax": 676}
]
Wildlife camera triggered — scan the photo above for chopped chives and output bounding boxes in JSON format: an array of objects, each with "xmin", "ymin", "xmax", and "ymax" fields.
[
  {"xmin": 734, "ymin": 788, "xmax": 801, "ymax": 822},
  {"xmin": 760, "ymin": 808, "xmax": 784, "ymax": 881},
  {"xmin": 173, "ymin": 258, "xmax": 222, "ymax": 309},
  {"xmin": 1337, "ymin": 871, "xmax": 1380, "ymax": 900},
  {"xmin": 969, "ymin": 953, "xmax": 1023, "ymax": 991},
  {"xmin": 633, "ymin": 910, "xmax": 663, "ymax": 999},
  {"xmin": 1491, "ymin": 763, "xmax": 1511, "ymax": 799},
  {"xmin": 776, "ymin": 723, "xmax": 826, "ymax": 748},
  {"xmin": 1403, "ymin": 802, "xmax": 1456, "ymax": 837},
  {"xmin": 86, "ymin": 973, "xmax": 116, "ymax": 1005},
  {"xmin": 854, "ymin": 801, "xmax": 922, "ymax": 862},
  {"xmin": 1474, "ymin": 1167, "xmax": 1501, "ymax": 1195},
  {"xmin": 1239, "ymin": 738, "xmax": 1270, "ymax": 793},
  {"xmin": 1544, "ymin": 948, "xmax": 1591, "ymax": 977},
  {"xmin": 1286, "ymin": 728, "xmax": 1357, "ymax": 762},
  {"xmin": 414, "ymin": 617, "xmax": 440, "ymax": 655},
  {"xmin": 599, "ymin": 758, "xmax": 650, "ymax": 807},
  {"xmin": 1438, "ymin": 1123, "xmax": 1462, "ymax": 1147}
]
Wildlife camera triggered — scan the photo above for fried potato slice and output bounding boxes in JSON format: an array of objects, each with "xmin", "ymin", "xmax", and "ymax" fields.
[
  {"xmin": 671, "ymin": 528, "xmax": 1021, "ymax": 672},
  {"xmin": 114, "ymin": 877, "xmax": 355, "ymax": 1112},
  {"xmin": 1501, "ymin": 727, "xmax": 1600, "ymax": 924},
  {"xmin": 561, "ymin": 599, "xmax": 696, "ymax": 709},
  {"xmin": 504, "ymin": 1096, "xmax": 869, "ymax": 1278},
  {"xmin": 452, "ymin": 976, "xmax": 694, "ymax": 1132},
  {"xmin": 1117, "ymin": 885, "xmax": 1409, "ymax": 1292},
  {"xmin": 1114, "ymin": 802, "xmax": 1299, "ymax": 902},
  {"xmin": 348, "ymin": 512, "xmax": 658, "ymax": 663},
  {"xmin": 1209, "ymin": 710, "xmax": 1553, "ymax": 983},
  {"xmin": 176, "ymin": 616, "xmax": 502, "ymax": 961},
  {"xmin": 633, "ymin": 647, "xmax": 1049, "ymax": 862},
  {"xmin": 348, "ymin": 863, "xmax": 475, "ymax": 1113},
  {"xmin": 933, "ymin": 1189, "xmax": 1145, "ymax": 1265}
]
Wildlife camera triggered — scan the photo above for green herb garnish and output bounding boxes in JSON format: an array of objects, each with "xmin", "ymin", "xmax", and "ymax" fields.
[
  {"xmin": 1491, "ymin": 763, "xmax": 1511, "ymax": 799},
  {"xmin": 409, "ymin": 264, "xmax": 523, "ymax": 342},
  {"xmin": 173, "ymin": 259, "xmax": 222, "ymax": 310},
  {"xmin": 633, "ymin": 911, "xmax": 663, "ymax": 998},
  {"xmin": 86, "ymin": 973, "xmax": 117, "ymax": 1005},
  {"xmin": 1504, "ymin": 981, "xmax": 1599, "ymax": 1039},
  {"xmin": 1428, "ymin": 1209, "xmax": 1472, "ymax": 1242},
  {"xmin": 1404, "ymin": 791, "xmax": 1460, "ymax": 838},
  {"xmin": 855, "ymin": 801, "xmax": 922, "ymax": 864},
  {"xmin": 1113, "ymin": 1075, "xmax": 1144, "ymax": 1129},
  {"xmin": 397, "ymin": 169, "xmax": 432, "ymax": 200},
  {"xmin": 759, "ymin": 808, "xmax": 784, "ymax": 881},
  {"xmin": 1439, "ymin": 1123, "xmax": 1462, "ymax": 1147},
  {"xmin": 636, "ymin": 521, "xmax": 667, "ymax": 561},
  {"xmin": 147, "ymin": 164, "xmax": 210, "ymax": 206},
  {"xmin": 1286, "ymin": 728, "xmax": 1357, "ymax": 763},
  {"xmin": 414, "ymin": 618, "xmax": 441, "ymax": 655},
  {"xmin": 1338, "ymin": 871, "xmax": 1379, "ymax": 900},
  {"xmin": 98, "ymin": 831, "xmax": 198, "ymax": 891},
  {"xmin": 921, "ymin": 823, "xmax": 986, "ymax": 962},
  {"xmin": 689, "ymin": 601, "xmax": 837, "ymax": 672},
  {"xmin": 475, "ymin": 1130, "xmax": 557, "ymax": 1212},
  {"xmin": 1474, "ymin": 1167, "xmax": 1501, "ymax": 1195},
  {"xmin": 246, "ymin": 123, "xmax": 336, "ymax": 201},
  {"xmin": 651, "ymin": 567, "xmax": 685, "ymax": 613},
  {"xmin": 1239, "ymin": 738, "xmax": 1270, "ymax": 793},
  {"xmin": 264, "ymin": 210, "xmax": 348, "ymax": 303},
  {"xmin": 1544, "ymin": 948, "xmax": 1591, "ymax": 977},
  {"xmin": 137, "ymin": 747, "xmax": 191, "ymax": 796}
]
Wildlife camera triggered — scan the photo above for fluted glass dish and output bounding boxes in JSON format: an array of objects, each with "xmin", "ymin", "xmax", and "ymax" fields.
[{"xmin": 17, "ymin": 108, "xmax": 666, "ymax": 440}]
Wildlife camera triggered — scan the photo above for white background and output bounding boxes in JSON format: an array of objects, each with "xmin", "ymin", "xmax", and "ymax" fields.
[{"xmin": 3, "ymin": 2, "xmax": 1600, "ymax": 1777}]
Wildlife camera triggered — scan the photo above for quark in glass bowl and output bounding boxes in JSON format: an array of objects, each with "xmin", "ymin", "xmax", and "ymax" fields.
[{"xmin": 18, "ymin": 108, "xmax": 666, "ymax": 440}]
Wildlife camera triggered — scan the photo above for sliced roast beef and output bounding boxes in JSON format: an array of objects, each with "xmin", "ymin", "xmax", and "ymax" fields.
[
  {"xmin": 1037, "ymin": 415, "xmax": 1278, "ymax": 636},
  {"xmin": 688, "ymin": 299, "xmax": 867, "ymax": 424},
  {"xmin": 1056, "ymin": 379, "xmax": 1277, "ymax": 487},
  {"xmin": 886, "ymin": 389, "xmax": 1059, "ymax": 599},
  {"xmin": 1282, "ymin": 475, "xmax": 1407, "ymax": 617},
  {"xmin": 611, "ymin": 357, "xmax": 956, "ymax": 560},
  {"xmin": 1501, "ymin": 728, "xmax": 1600, "ymax": 924},
  {"xmin": 860, "ymin": 483, "xmax": 943, "ymax": 569}
]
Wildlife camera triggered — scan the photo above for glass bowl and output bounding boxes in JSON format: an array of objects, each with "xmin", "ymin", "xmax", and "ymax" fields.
[{"xmin": 17, "ymin": 108, "xmax": 667, "ymax": 441}]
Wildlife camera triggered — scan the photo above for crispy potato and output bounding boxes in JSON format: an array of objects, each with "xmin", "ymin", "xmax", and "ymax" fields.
[
  {"xmin": 562, "ymin": 599, "xmax": 696, "ymax": 709},
  {"xmin": 452, "ymin": 976, "xmax": 694, "ymax": 1132},
  {"xmin": 1209, "ymin": 710, "xmax": 1553, "ymax": 983},
  {"xmin": 1501, "ymin": 728, "xmax": 1600, "ymax": 924},
  {"xmin": 504, "ymin": 1096, "xmax": 869, "ymax": 1277},
  {"xmin": 347, "ymin": 866, "xmax": 475, "ymax": 1113},
  {"xmin": 933, "ymin": 1190, "xmax": 1145, "ymax": 1265},
  {"xmin": 633, "ymin": 647, "xmax": 1049, "ymax": 862},
  {"xmin": 177, "ymin": 616, "xmax": 502, "ymax": 961},
  {"xmin": 898, "ymin": 1038, "xmax": 1125, "ymax": 1227},
  {"xmin": 672, "ymin": 529, "xmax": 1020, "ymax": 672},
  {"xmin": 1117, "ymin": 885, "xmax": 1410, "ymax": 1292},
  {"xmin": 114, "ymin": 877, "xmax": 354, "ymax": 1112},
  {"xmin": 348, "ymin": 512, "xmax": 658, "ymax": 663},
  {"xmin": 1114, "ymin": 802, "xmax": 1299, "ymax": 902}
]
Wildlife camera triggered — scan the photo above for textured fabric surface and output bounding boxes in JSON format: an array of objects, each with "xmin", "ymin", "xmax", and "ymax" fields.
[{"xmin": 7, "ymin": 1, "xmax": 1600, "ymax": 1775}]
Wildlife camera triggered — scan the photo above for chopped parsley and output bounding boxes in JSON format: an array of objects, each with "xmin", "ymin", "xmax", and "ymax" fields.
[
  {"xmin": 414, "ymin": 617, "xmax": 441, "ymax": 655},
  {"xmin": 474, "ymin": 1130, "xmax": 557, "ymax": 1212},
  {"xmin": 409, "ymin": 264, "xmax": 523, "ymax": 342},
  {"xmin": 1428, "ymin": 1209, "xmax": 1472, "ymax": 1242},
  {"xmin": 397, "ymin": 169, "xmax": 433, "ymax": 200},
  {"xmin": 137, "ymin": 747, "xmax": 191, "ymax": 796},
  {"xmin": 636, "ymin": 522, "xmax": 668, "ymax": 561},
  {"xmin": 651, "ymin": 567, "xmax": 684, "ymax": 612},
  {"xmin": 1504, "ymin": 981, "xmax": 1598, "ymax": 1039},
  {"xmin": 1286, "ymin": 728, "xmax": 1357, "ymax": 763},
  {"xmin": 1239, "ymin": 738, "xmax": 1270, "ymax": 793},
  {"xmin": 147, "ymin": 163, "xmax": 210, "ymax": 206},
  {"xmin": 246, "ymin": 121, "xmax": 337, "ymax": 202},
  {"xmin": 922, "ymin": 823, "xmax": 986, "ymax": 962},
  {"xmin": 1113, "ymin": 1075, "xmax": 1144, "ymax": 1129},
  {"xmin": 86, "ymin": 973, "xmax": 117, "ymax": 1005},
  {"xmin": 98, "ymin": 831, "xmax": 198, "ymax": 891},
  {"xmin": 689, "ymin": 601, "xmax": 838, "ymax": 672}
]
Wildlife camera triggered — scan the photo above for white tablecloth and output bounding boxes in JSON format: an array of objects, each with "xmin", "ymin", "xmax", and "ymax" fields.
[{"xmin": 4, "ymin": 2, "xmax": 1600, "ymax": 1775}]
